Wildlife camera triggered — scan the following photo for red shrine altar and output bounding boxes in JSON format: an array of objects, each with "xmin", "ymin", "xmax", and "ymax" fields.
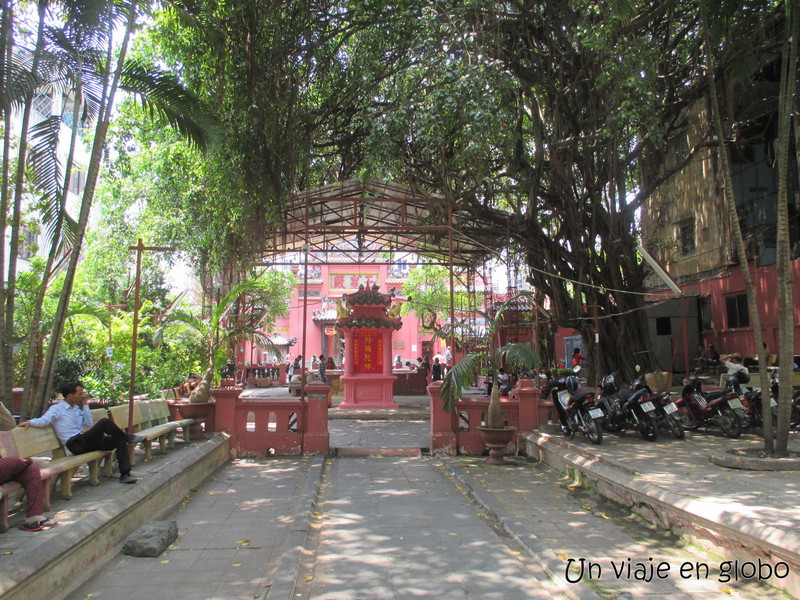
[{"xmin": 336, "ymin": 285, "xmax": 402, "ymax": 409}]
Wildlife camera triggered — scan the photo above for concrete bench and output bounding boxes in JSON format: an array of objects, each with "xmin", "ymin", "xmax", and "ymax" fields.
[
  {"xmin": 136, "ymin": 400, "xmax": 194, "ymax": 461},
  {"xmin": 109, "ymin": 401, "xmax": 194, "ymax": 465},
  {"xmin": 0, "ymin": 411, "xmax": 113, "ymax": 504}
]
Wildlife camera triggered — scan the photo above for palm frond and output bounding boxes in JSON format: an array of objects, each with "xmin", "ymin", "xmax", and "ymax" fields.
[
  {"xmin": 440, "ymin": 352, "xmax": 484, "ymax": 413},
  {"xmin": 498, "ymin": 343, "xmax": 542, "ymax": 373},
  {"xmin": 65, "ymin": 300, "xmax": 110, "ymax": 327},
  {"xmin": 153, "ymin": 309, "xmax": 207, "ymax": 346},
  {"xmin": 27, "ymin": 116, "xmax": 65, "ymax": 238},
  {"xmin": 224, "ymin": 328, "xmax": 281, "ymax": 359},
  {"xmin": 119, "ymin": 58, "xmax": 219, "ymax": 149},
  {"xmin": 43, "ymin": 27, "xmax": 107, "ymax": 124},
  {"xmin": 0, "ymin": 53, "xmax": 40, "ymax": 114},
  {"xmin": 212, "ymin": 279, "xmax": 270, "ymax": 329}
]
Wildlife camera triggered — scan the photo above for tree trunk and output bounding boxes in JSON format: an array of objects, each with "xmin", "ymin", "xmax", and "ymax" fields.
[
  {"xmin": 2, "ymin": 5, "xmax": 46, "ymax": 413},
  {"xmin": 35, "ymin": 2, "xmax": 139, "ymax": 416},
  {"xmin": 773, "ymin": 0, "xmax": 798, "ymax": 456},
  {"xmin": 701, "ymin": 0, "xmax": 772, "ymax": 451},
  {"xmin": 189, "ymin": 366, "xmax": 215, "ymax": 404},
  {"xmin": 20, "ymin": 66, "xmax": 85, "ymax": 420},
  {"xmin": 0, "ymin": 1, "xmax": 13, "ymax": 406}
]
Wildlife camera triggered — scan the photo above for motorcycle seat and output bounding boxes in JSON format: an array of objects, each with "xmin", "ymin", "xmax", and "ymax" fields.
[{"xmin": 569, "ymin": 391, "xmax": 594, "ymax": 404}]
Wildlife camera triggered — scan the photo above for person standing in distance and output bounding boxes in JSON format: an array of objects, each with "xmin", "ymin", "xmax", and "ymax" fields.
[{"xmin": 431, "ymin": 357, "xmax": 443, "ymax": 382}]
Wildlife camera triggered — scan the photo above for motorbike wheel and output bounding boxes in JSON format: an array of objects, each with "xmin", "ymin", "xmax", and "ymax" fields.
[
  {"xmin": 677, "ymin": 407, "xmax": 702, "ymax": 431},
  {"xmin": 638, "ymin": 415, "xmax": 658, "ymax": 441},
  {"xmin": 665, "ymin": 415, "xmax": 685, "ymax": 440},
  {"xmin": 601, "ymin": 419, "xmax": 623, "ymax": 433},
  {"xmin": 581, "ymin": 409, "xmax": 603, "ymax": 445},
  {"xmin": 719, "ymin": 406, "xmax": 742, "ymax": 438}
]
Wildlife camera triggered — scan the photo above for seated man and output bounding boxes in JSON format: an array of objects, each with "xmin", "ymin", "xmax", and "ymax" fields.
[
  {"xmin": 19, "ymin": 381, "xmax": 143, "ymax": 484},
  {"xmin": 180, "ymin": 373, "xmax": 201, "ymax": 397},
  {"xmin": 497, "ymin": 368, "xmax": 511, "ymax": 396},
  {"xmin": 0, "ymin": 457, "xmax": 51, "ymax": 531}
]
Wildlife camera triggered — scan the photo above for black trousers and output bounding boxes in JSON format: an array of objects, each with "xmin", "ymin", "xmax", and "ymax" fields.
[{"xmin": 66, "ymin": 418, "xmax": 131, "ymax": 475}]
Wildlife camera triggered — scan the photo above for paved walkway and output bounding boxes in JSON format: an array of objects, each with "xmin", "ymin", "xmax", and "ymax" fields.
[
  {"xmin": 64, "ymin": 456, "xmax": 316, "ymax": 600},
  {"xmin": 445, "ymin": 454, "xmax": 792, "ymax": 600},
  {"xmin": 295, "ymin": 456, "xmax": 567, "ymax": 600},
  {"xmin": 14, "ymin": 389, "xmax": 795, "ymax": 600}
]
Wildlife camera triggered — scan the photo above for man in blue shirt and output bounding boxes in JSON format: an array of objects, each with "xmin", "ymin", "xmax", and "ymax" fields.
[{"xmin": 20, "ymin": 381, "xmax": 143, "ymax": 484}]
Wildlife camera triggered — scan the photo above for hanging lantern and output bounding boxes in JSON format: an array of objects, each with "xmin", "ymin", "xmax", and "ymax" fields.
[{"xmin": 324, "ymin": 325, "xmax": 336, "ymax": 337}]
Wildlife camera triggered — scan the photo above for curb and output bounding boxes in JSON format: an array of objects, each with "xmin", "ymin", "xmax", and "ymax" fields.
[
  {"xmin": 0, "ymin": 434, "xmax": 230, "ymax": 600},
  {"xmin": 440, "ymin": 456, "xmax": 604, "ymax": 600},
  {"xmin": 264, "ymin": 455, "xmax": 325, "ymax": 599},
  {"xmin": 709, "ymin": 448, "xmax": 800, "ymax": 471},
  {"xmin": 525, "ymin": 431, "xmax": 800, "ymax": 599}
]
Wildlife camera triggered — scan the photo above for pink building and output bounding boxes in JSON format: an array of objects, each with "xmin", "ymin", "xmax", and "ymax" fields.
[{"xmin": 241, "ymin": 261, "xmax": 440, "ymax": 371}]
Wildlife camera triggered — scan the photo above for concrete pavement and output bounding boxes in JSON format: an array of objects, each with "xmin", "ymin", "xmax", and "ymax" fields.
[{"xmin": 2, "ymin": 392, "xmax": 799, "ymax": 600}]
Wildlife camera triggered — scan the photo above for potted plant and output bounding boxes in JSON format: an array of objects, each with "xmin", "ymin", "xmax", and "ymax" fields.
[
  {"xmin": 155, "ymin": 279, "xmax": 285, "ymax": 435},
  {"xmin": 440, "ymin": 295, "xmax": 541, "ymax": 464}
]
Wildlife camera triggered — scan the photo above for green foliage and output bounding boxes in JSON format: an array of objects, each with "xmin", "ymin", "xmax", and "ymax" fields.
[
  {"xmin": 53, "ymin": 357, "xmax": 85, "ymax": 398},
  {"xmin": 154, "ymin": 276, "xmax": 293, "ymax": 400},
  {"xmin": 440, "ymin": 293, "xmax": 542, "ymax": 418},
  {"xmin": 401, "ymin": 264, "xmax": 481, "ymax": 341}
]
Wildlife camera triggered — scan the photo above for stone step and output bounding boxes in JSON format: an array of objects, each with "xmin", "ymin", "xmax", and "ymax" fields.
[{"xmin": 333, "ymin": 447, "xmax": 424, "ymax": 457}]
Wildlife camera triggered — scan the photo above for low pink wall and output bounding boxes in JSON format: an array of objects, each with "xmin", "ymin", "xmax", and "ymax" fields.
[
  {"xmin": 427, "ymin": 380, "xmax": 542, "ymax": 455},
  {"xmin": 214, "ymin": 384, "xmax": 329, "ymax": 456}
]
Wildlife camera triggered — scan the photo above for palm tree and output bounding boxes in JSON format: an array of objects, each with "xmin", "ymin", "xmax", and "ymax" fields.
[
  {"xmin": 440, "ymin": 294, "xmax": 542, "ymax": 428},
  {"xmin": 154, "ymin": 279, "xmax": 283, "ymax": 404},
  {"xmin": 0, "ymin": 1, "xmax": 218, "ymax": 418}
]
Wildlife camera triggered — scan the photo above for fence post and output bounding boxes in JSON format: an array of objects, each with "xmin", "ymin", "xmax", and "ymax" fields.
[
  {"xmin": 428, "ymin": 381, "xmax": 457, "ymax": 454},
  {"xmin": 304, "ymin": 381, "xmax": 330, "ymax": 454},
  {"xmin": 514, "ymin": 379, "xmax": 541, "ymax": 435},
  {"xmin": 213, "ymin": 386, "xmax": 241, "ymax": 435}
]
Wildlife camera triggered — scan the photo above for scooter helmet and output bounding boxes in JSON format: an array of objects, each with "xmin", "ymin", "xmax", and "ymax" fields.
[
  {"xmin": 736, "ymin": 370, "xmax": 750, "ymax": 384},
  {"xmin": 601, "ymin": 374, "xmax": 618, "ymax": 394},
  {"xmin": 566, "ymin": 375, "xmax": 580, "ymax": 395}
]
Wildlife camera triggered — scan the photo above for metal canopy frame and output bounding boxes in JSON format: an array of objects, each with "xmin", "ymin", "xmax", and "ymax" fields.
[
  {"xmin": 256, "ymin": 178, "xmax": 508, "ymax": 407},
  {"xmin": 259, "ymin": 178, "xmax": 501, "ymax": 268}
]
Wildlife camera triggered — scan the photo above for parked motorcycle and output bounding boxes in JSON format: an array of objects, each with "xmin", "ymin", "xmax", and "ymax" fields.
[
  {"xmin": 750, "ymin": 371, "xmax": 800, "ymax": 429},
  {"xmin": 677, "ymin": 372, "xmax": 744, "ymax": 438},
  {"xmin": 597, "ymin": 371, "xmax": 660, "ymax": 441},
  {"xmin": 630, "ymin": 371, "xmax": 684, "ymax": 439},
  {"xmin": 541, "ymin": 370, "xmax": 604, "ymax": 444},
  {"xmin": 742, "ymin": 372, "xmax": 779, "ymax": 430}
]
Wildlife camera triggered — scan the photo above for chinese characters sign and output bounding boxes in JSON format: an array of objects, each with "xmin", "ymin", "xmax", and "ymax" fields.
[
  {"xmin": 353, "ymin": 329, "xmax": 383, "ymax": 374},
  {"xmin": 330, "ymin": 272, "xmax": 379, "ymax": 292}
]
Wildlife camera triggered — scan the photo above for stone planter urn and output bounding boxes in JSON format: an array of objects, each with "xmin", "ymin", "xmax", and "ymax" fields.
[
  {"xmin": 176, "ymin": 401, "xmax": 215, "ymax": 440},
  {"xmin": 478, "ymin": 426, "xmax": 517, "ymax": 465}
]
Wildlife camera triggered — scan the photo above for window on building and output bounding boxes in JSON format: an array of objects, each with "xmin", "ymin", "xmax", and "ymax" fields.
[
  {"xmin": 679, "ymin": 219, "xmax": 696, "ymax": 256},
  {"xmin": 32, "ymin": 92, "xmax": 53, "ymax": 117},
  {"xmin": 655, "ymin": 317, "xmax": 672, "ymax": 336},
  {"xmin": 68, "ymin": 169, "xmax": 87, "ymax": 196},
  {"xmin": 725, "ymin": 294, "xmax": 750, "ymax": 329},
  {"xmin": 699, "ymin": 296, "xmax": 713, "ymax": 331},
  {"xmin": 17, "ymin": 225, "xmax": 38, "ymax": 260}
]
